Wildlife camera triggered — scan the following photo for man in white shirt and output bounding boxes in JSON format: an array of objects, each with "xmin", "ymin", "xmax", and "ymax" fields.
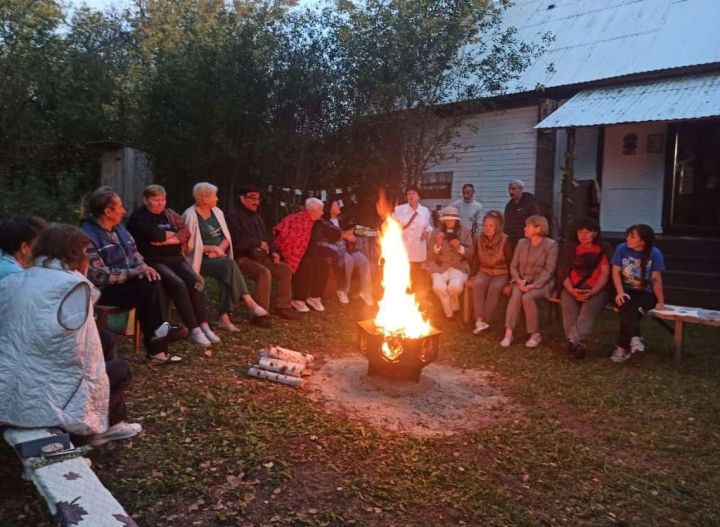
[
  {"xmin": 392, "ymin": 185, "xmax": 433, "ymax": 303},
  {"xmin": 451, "ymin": 183, "xmax": 483, "ymax": 239}
]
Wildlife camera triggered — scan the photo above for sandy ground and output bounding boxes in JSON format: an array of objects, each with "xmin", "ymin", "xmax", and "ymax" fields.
[{"xmin": 306, "ymin": 355, "xmax": 519, "ymax": 437}]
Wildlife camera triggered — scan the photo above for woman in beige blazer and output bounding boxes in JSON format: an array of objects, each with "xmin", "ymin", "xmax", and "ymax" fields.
[{"xmin": 501, "ymin": 215, "xmax": 558, "ymax": 348}]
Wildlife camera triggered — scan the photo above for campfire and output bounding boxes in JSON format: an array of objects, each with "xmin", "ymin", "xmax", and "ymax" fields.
[{"xmin": 357, "ymin": 198, "xmax": 440, "ymax": 382}]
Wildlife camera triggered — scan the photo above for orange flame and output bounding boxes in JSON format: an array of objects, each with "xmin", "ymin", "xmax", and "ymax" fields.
[{"xmin": 373, "ymin": 191, "xmax": 431, "ymax": 345}]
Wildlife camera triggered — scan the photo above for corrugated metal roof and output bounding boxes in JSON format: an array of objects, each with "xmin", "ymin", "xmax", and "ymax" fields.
[
  {"xmin": 464, "ymin": 0, "xmax": 720, "ymax": 96},
  {"xmin": 534, "ymin": 73, "xmax": 720, "ymax": 128}
]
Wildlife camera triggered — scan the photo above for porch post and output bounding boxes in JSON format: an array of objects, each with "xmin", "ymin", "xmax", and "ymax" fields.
[{"xmin": 561, "ymin": 127, "xmax": 577, "ymax": 237}]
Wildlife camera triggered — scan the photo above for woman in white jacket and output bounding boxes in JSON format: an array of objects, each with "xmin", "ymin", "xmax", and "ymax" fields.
[{"xmin": 183, "ymin": 182, "xmax": 270, "ymax": 330}]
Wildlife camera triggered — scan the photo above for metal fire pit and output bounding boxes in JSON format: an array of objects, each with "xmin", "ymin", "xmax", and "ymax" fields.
[{"xmin": 357, "ymin": 320, "xmax": 441, "ymax": 382}]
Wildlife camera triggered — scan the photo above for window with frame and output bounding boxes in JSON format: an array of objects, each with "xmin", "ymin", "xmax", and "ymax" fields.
[{"xmin": 420, "ymin": 171, "xmax": 453, "ymax": 199}]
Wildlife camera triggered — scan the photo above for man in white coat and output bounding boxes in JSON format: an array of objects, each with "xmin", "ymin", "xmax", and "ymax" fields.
[{"xmin": 392, "ymin": 185, "xmax": 433, "ymax": 303}]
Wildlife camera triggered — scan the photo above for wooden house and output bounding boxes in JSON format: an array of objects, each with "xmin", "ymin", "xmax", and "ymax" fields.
[{"xmin": 423, "ymin": 0, "xmax": 720, "ymax": 308}]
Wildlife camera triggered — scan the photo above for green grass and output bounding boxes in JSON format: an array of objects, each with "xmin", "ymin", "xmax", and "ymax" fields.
[{"xmin": 1, "ymin": 298, "xmax": 719, "ymax": 526}]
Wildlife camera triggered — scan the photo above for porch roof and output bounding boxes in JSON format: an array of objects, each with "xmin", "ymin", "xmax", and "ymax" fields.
[{"xmin": 534, "ymin": 73, "xmax": 720, "ymax": 129}]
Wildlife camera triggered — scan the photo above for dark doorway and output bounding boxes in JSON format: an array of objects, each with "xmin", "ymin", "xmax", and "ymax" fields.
[{"xmin": 665, "ymin": 120, "xmax": 720, "ymax": 233}]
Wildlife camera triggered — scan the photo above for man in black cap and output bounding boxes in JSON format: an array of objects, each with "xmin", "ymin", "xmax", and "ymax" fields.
[{"xmin": 226, "ymin": 186, "xmax": 298, "ymax": 319}]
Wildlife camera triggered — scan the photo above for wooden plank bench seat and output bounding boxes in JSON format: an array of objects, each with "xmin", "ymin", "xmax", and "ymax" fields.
[
  {"xmin": 3, "ymin": 427, "xmax": 136, "ymax": 526},
  {"xmin": 95, "ymin": 305, "xmax": 141, "ymax": 355},
  {"xmin": 649, "ymin": 305, "xmax": 720, "ymax": 360}
]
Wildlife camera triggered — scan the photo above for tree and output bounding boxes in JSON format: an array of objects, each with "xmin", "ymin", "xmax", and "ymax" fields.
[{"xmin": 326, "ymin": 0, "xmax": 549, "ymax": 191}]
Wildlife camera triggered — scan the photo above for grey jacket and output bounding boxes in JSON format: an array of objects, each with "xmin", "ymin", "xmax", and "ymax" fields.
[
  {"xmin": 424, "ymin": 226, "xmax": 473, "ymax": 275},
  {"xmin": 509, "ymin": 237, "xmax": 559, "ymax": 290}
]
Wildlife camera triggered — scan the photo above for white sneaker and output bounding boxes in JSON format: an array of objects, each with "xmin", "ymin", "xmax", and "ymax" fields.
[
  {"xmin": 610, "ymin": 346, "xmax": 631, "ymax": 363},
  {"xmin": 306, "ymin": 297, "xmax": 325, "ymax": 312},
  {"xmin": 630, "ymin": 336, "xmax": 645, "ymax": 353},
  {"xmin": 359, "ymin": 292, "xmax": 375, "ymax": 306},
  {"xmin": 291, "ymin": 300, "xmax": 310, "ymax": 312},
  {"xmin": 525, "ymin": 334, "xmax": 542, "ymax": 348},
  {"xmin": 336, "ymin": 290, "xmax": 350, "ymax": 304},
  {"xmin": 189, "ymin": 328, "xmax": 212, "ymax": 347},
  {"xmin": 202, "ymin": 326, "xmax": 221, "ymax": 344},
  {"xmin": 252, "ymin": 305, "xmax": 269, "ymax": 317},
  {"xmin": 90, "ymin": 422, "xmax": 142, "ymax": 447},
  {"xmin": 473, "ymin": 320, "xmax": 490, "ymax": 334},
  {"xmin": 500, "ymin": 335, "xmax": 513, "ymax": 348}
]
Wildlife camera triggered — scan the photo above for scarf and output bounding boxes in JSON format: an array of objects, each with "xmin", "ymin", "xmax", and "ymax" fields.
[
  {"xmin": 273, "ymin": 210, "xmax": 315, "ymax": 273},
  {"xmin": 478, "ymin": 232, "xmax": 508, "ymax": 275}
]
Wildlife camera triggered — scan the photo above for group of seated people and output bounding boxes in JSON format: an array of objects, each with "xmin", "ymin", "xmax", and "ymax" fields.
[
  {"xmin": 0, "ymin": 179, "xmax": 666, "ymax": 448},
  {"xmin": 411, "ymin": 194, "xmax": 665, "ymax": 363}
]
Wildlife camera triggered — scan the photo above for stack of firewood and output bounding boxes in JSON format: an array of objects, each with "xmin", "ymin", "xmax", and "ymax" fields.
[{"xmin": 247, "ymin": 345, "xmax": 315, "ymax": 387}]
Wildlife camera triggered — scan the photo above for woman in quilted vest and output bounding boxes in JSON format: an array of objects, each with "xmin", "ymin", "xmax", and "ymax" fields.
[
  {"xmin": 471, "ymin": 210, "xmax": 513, "ymax": 334},
  {"xmin": 0, "ymin": 224, "xmax": 141, "ymax": 446},
  {"xmin": 425, "ymin": 206, "xmax": 473, "ymax": 319}
]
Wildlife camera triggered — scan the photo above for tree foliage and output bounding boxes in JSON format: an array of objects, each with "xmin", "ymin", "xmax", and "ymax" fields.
[{"xmin": 0, "ymin": 0, "xmax": 543, "ymax": 218}]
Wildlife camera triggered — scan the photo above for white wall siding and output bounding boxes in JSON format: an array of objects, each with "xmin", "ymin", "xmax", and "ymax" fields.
[
  {"xmin": 425, "ymin": 106, "xmax": 538, "ymax": 213},
  {"xmin": 600, "ymin": 123, "xmax": 667, "ymax": 232}
]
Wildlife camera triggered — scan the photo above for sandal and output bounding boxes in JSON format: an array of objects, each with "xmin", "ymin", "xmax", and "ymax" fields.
[{"xmin": 146, "ymin": 353, "xmax": 183, "ymax": 365}]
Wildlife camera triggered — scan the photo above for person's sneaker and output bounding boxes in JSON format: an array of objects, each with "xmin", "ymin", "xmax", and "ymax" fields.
[
  {"xmin": 566, "ymin": 339, "xmax": 577, "ymax": 355},
  {"xmin": 306, "ymin": 297, "xmax": 325, "ymax": 312},
  {"xmin": 359, "ymin": 291, "xmax": 375, "ymax": 306},
  {"xmin": 189, "ymin": 328, "xmax": 212, "ymax": 347},
  {"xmin": 610, "ymin": 346, "xmax": 631, "ymax": 363},
  {"xmin": 202, "ymin": 326, "xmax": 221, "ymax": 344},
  {"xmin": 500, "ymin": 335, "xmax": 513, "ymax": 348},
  {"xmin": 473, "ymin": 320, "xmax": 490, "ymax": 334},
  {"xmin": 336, "ymin": 290, "xmax": 350, "ymax": 304},
  {"xmin": 630, "ymin": 336, "xmax": 645, "ymax": 353},
  {"xmin": 151, "ymin": 322, "xmax": 189, "ymax": 345},
  {"xmin": 525, "ymin": 334, "xmax": 542, "ymax": 348},
  {"xmin": 252, "ymin": 305, "xmax": 269, "ymax": 317},
  {"xmin": 90, "ymin": 422, "xmax": 142, "ymax": 447},
  {"xmin": 276, "ymin": 307, "xmax": 300, "ymax": 320},
  {"xmin": 575, "ymin": 343, "xmax": 588, "ymax": 359},
  {"xmin": 567, "ymin": 339, "xmax": 587, "ymax": 359},
  {"xmin": 253, "ymin": 315, "xmax": 272, "ymax": 328},
  {"xmin": 291, "ymin": 300, "xmax": 310, "ymax": 312}
]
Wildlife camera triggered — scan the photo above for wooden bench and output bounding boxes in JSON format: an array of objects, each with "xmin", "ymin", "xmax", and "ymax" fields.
[
  {"xmin": 649, "ymin": 305, "xmax": 720, "ymax": 360},
  {"xmin": 95, "ymin": 306, "xmax": 141, "ymax": 354},
  {"xmin": 3, "ymin": 427, "xmax": 136, "ymax": 526}
]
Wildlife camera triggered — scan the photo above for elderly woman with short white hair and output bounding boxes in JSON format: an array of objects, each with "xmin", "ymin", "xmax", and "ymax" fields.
[
  {"xmin": 273, "ymin": 197, "xmax": 347, "ymax": 313},
  {"xmin": 183, "ymin": 182, "xmax": 270, "ymax": 330}
]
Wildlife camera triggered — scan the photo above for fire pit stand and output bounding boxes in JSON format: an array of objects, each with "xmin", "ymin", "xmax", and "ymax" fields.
[{"xmin": 357, "ymin": 320, "xmax": 441, "ymax": 382}]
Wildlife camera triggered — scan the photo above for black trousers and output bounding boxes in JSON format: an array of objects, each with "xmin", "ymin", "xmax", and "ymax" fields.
[
  {"xmin": 152, "ymin": 260, "xmax": 208, "ymax": 328},
  {"xmin": 98, "ymin": 277, "xmax": 164, "ymax": 354},
  {"xmin": 616, "ymin": 289, "xmax": 657, "ymax": 349},
  {"xmin": 106, "ymin": 359, "xmax": 132, "ymax": 425},
  {"xmin": 292, "ymin": 248, "xmax": 330, "ymax": 300}
]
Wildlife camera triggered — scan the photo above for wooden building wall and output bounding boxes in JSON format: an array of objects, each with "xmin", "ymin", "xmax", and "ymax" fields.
[{"xmin": 424, "ymin": 106, "xmax": 539, "ymax": 213}]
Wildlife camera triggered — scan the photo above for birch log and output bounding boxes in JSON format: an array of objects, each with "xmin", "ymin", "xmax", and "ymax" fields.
[
  {"xmin": 270, "ymin": 345, "xmax": 315, "ymax": 364},
  {"xmin": 257, "ymin": 357, "xmax": 310, "ymax": 377},
  {"xmin": 260, "ymin": 346, "xmax": 315, "ymax": 367},
  {"xmin": 247, "ymin": 367, "xmax": 306, "ymax": 387}
]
